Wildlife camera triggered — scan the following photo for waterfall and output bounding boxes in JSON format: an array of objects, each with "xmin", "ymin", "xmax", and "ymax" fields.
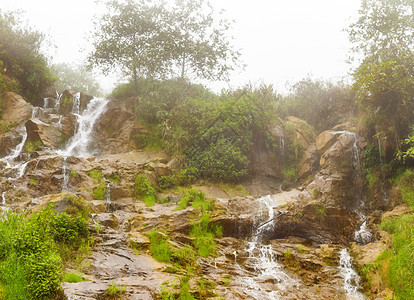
[
  {"xmin": 241, "ymin": 195, "xmax": 298, "ymax": 299},
  {"xmin": 1, "ymin": 192, "xmax": 6, "ymax": 206},
  {"xmin": 55, "ymin": 93, "xmax": 62, "ymax": 110},
  {"xmin": 58, "ymin": 97, "xmax": 109, "ymax": 157},
  {"xmin": 334, "ymin": 131, "xmax": 372, "ymax": 245},
  {"xmin": 338, "ymin": 249, "xmax": 365, "ymax": 299},
  {"xmin": 43, "ymin": 98, "xmax": 49, "ymax": 108}
]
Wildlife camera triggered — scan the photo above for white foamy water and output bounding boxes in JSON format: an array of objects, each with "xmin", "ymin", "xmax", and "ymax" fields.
[
  {"xmin": 338, "ymin": 249, "xmax": 365, "ymax": 300},
  {"xmin": 58, "ymin": 97, "xmax": 109, "ymax": 157},
  {"xmin": 241, "ymin": 195, "xmax": 299, "ymax": 299}
]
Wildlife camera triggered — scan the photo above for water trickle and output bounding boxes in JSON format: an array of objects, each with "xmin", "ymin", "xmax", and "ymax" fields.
[
  {"xmin": 43, "ymin": 97, "xmax": 49, "ymax": 108},
  {"xmin": 71, "ymin": 92, "xmax": 81, "ymax": 115},
  {"xmin": 334, "ymin": 131, "xmax": 372, "ymax": 244},
  {"xmin": 338, "ymin": 249, "xmax": 365, "ymax": 299},
  {"xmin": 1, "ymin": 192, "xmax": 6, "ymax": 206},
  {"xmin": 62, "ymin": 157, "xmax": 69, "ymax": 192},
  {"xmin": 58, "ymin": 97, "xmax": 109, "ymax": 157}
]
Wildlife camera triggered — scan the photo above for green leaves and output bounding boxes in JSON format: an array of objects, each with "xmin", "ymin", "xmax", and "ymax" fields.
[{"xmin": 88, "ymin": 0, "xmax": 241, "ymax": 83}]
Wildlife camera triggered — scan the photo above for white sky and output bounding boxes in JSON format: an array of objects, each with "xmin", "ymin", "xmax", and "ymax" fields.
[{"xmin": 1, "ymin": 0, "xmax": 361, "ymax": 94}]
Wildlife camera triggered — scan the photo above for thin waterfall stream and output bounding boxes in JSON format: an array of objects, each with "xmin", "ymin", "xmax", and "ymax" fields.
[{"xmin": 240, "ymin": 195, "xmax": 299, "ymax": 299}]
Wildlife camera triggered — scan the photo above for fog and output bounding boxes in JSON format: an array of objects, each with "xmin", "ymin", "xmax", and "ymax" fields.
[{"xmin": 1, "ymin": 0, "xmax": 361, "ymax": 93}]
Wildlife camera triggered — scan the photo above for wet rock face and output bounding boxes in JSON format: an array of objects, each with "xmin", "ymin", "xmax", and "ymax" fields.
[
  {"xmin": 306, "ymin": 130, "xmax": 363, "ymax": 208},
  {"xmin": 58, "ymin": 90, "xmax": 93, "ymax": 115},
  {"xmin": 95, "ymin": 99, "xmax": 149, "ymax": 154}
]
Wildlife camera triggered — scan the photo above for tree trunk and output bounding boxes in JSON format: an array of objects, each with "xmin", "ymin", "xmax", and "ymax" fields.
[
  {"xmin": 180, "ymin": 53, "xmax": 186, "ymax": 80},
  {"xmin": 133, "ymin": 65, "xmax": 138, "ymax": 91}
]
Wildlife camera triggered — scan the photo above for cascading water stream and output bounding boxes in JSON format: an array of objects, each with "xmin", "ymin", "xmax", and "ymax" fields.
[
  {"xmin": 71, "ymin": 92, "xmax": 81, "ymax": 115},
  {"xmin": 55, "ymin": 93, "xmax": 62, "ymax": 110},
  {"xmin": 338, "ymin": 249, "xmax": 365, "ymax": 300},
  {"xmin": 0, "ymin": 125, "xmax": 29, "ymax": 179},
  {"xmin": 56, "ymin": 96, "xmax": 109, "ymax": 191},
  {"xmin": 241, "ymin": 195, "xmax": 298, "ymax": 299},
  {"xmin": 58, "ymin": 97, "xmax": 109, "ymax": 158}
]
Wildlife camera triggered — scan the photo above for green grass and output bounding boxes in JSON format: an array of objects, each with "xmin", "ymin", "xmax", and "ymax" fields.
[
  {"xmin": 380, "ymin": 214, "xmax": 414, "ymax": 299},
  {"xmin": 106, "ymin": 282, "xmax": 126, "ymax": 297},
  {"xmin": 175, "ymin": 188, "xmax": 205, "ymax": 211},
  {"xmin": 62, "ymin": 272, "xmax": 85, "ymax": 283},
  {"xmin": 147, "ymin": 230, "xmax": 173, "ymax": 263}
]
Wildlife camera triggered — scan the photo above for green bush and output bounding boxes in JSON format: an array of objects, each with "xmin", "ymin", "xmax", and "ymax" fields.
[
  {"xmin": 0, "ymin": 206, "xmax": 90, "ymax": 299},
  {"xmin": 395, "ymin": 169, "xmax": 414, "ymax": 208}
]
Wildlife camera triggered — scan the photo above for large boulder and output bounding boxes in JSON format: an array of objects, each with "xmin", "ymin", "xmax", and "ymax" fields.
[
  {"xmin": 25, "ymin": 118, "xmax": 62, "ymax": 149},
  {"xmin": 307, "ymin": 130, "xmax": 363, "ymax": 208},
  {"xmin": 1, "ymin": 92, "xmax": 33, "ymax": 127},
  {"xmin": 284, "ymin": 116, "xmax": 317, "ymax": 150},
  {"xmin": 95, "ymin": 100, "xmax": 149, "ymax": 154}
]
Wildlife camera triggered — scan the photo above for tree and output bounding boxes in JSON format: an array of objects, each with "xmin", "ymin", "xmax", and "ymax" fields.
[
  {"xmin": 88, "ymin": 0, "xmax": 170, "ymax": 88},
  {"xmin": 348, "ymin": 0, "xmax": 414, "ymax": 160},
  {"xmin": 168, "ymin": 0, "xmax": 242, "ymax": 81},
  {"xmin": 88, "ymin": 0, "xmax": 241, "ymax": 86},
  {"xmin": 0, "ymin": 9, "xmax": 54, "ymax": 102},
  {"xmin": 348, "ymin": 0, "xmax": 414, "ymax": 61}
]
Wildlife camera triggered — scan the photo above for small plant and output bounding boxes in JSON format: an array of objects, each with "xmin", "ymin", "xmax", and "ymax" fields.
[
  {"xmin": 25, "ymin": 140, "xmax": 43, "ymax": 153},
  {"xmin": 108, "ymin": 172, "xmax": 120, "ymax": 184},
  {"xmin": 312, "ymin": 189, "xmax": 320, "ymax": 199},
  {"xmin": 69, "ymin": 170, "xmax": 79, "ymax": 178},
  {"xmin": 175, "ymin": 188, "xmax": 206, "ymax": 211},
  {"xmin": 134, "ymin": 174, "xmax": 157, "ymax": 206},
  {"xmin": 93, "ymin": 182, "xmax": 107, "ymax": 200},
  {"xmin": 29, "ymin": 178, "xmax": 38, "ymax": 187},
  {"xmin": 62, "ymin": 272, "xmax": 85, "ymax": 283},
  {"xmin": 147, "ymin": 230, "xmax": 172, "ymax": 263},
  {"xmin": 106, "ymin": 282, "xmax": 126, "ymax": 297},
  {"xmin": 88, "ymin": 169, "xmax": 103, "ymax": 180}
]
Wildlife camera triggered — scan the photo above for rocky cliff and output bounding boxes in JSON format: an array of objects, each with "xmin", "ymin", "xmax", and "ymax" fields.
[{"xmin": 0, "ymin": 91, "xmax": 400, "ymax": 299}]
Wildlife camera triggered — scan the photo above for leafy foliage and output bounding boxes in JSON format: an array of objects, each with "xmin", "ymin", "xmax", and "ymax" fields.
[
  {"xmin": 88, "ymin": 0, "xmax": 241, "ymax": 85},
  {"xmin": 0, "ymin": 206, "xmax": 89, "ymax": 299},
  {"xmin": 0, "ymin": 10, "xmax": 54, "ymax": 102}
]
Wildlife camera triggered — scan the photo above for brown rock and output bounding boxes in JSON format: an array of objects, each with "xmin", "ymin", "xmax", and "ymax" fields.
[
  {"xmin": 25, "ymin": 118, "xmax": 62, "ymax": 149},
  {"xmin": 285, "ymin": 116, "xmax": 317, "ymax": 150},
  {"xmin": 1, "ymin": 92, "xmax": 33, "ymax": 126}
]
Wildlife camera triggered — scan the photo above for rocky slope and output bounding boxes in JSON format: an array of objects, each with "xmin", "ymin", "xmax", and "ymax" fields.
[{"xmin": 0, "ymin": 91, "xmax": 399, "ymax": 299}]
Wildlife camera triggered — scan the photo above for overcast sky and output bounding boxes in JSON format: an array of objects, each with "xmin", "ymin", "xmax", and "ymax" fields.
[{"xmin": 1, "ymin": 0, "xmax": 361, "ymax": 93}]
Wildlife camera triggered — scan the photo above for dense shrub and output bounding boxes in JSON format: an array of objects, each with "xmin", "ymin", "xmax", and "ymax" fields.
[
  {"xmin": 0, "ymin": 10, "xmax": 54, "ymax": 102},
  {"xmin": 0, "ymin": 206, "xmax": 89, "ymax": 299}
]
